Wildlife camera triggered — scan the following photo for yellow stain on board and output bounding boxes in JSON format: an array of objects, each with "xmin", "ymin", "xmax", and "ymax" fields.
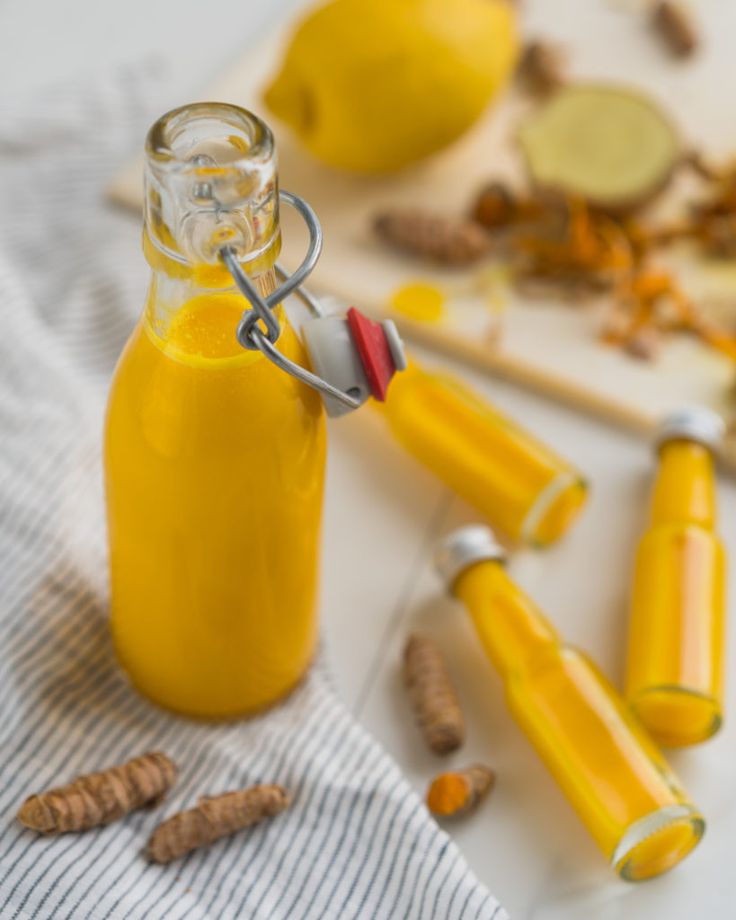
[{"xmin": 390, "ymin": 282, "xmax": 446, "ymax": 322}]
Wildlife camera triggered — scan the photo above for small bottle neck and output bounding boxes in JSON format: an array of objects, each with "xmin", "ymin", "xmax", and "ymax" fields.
[
  {"xmin": 650, "ymin": 439, "xmax": 716, "ymax": 529},
  {"xmin": 453, "ymin": 560, "xmax": 560, "ymax": 680}
]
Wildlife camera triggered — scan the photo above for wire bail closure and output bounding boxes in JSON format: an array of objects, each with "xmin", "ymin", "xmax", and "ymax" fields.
[{"xmin": 220, "ymin": 190, "xmax": 362, "ymax": 411}]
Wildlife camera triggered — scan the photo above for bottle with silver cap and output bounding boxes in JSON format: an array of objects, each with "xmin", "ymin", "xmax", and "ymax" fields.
[
  {"xmin": 625, "ymin": 406, "xmax": 727, "ymax": 746},
  {"xmin": 435, "ymin": 524, "xmax": 704, "ymax": 881}
]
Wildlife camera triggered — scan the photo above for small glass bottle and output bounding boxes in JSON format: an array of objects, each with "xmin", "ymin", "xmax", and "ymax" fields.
[
  {"xmin": 382, "ymin": 364, "xmax": 587, "ymax": 546},
  {"xmin": 105, "ymin": 104, "xmax": 326, "ymax": 718},
  {"xmin": 626, "ymin": 407, "xmax": 726, "ymax": 747},
  {"xmin": 435, "ymin": 525, "xmax": 704, "ymax": 881}
]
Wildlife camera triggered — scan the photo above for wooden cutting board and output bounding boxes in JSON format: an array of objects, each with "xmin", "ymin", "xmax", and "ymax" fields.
[{"xmin": 108, "ymin": 0, "xmax": 736, "ymax": 467}]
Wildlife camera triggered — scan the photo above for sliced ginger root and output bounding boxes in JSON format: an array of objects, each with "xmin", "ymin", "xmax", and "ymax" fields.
[
  {"xmin": 146, "ymin": 784, "xmax": 290, "ymax": 864},
  {"xmin": 519, "ymin": 84, "xmax": 680, "ymax": 213},
  {"xmin": 17, "ymin": 752, "xmax": 177, "ymax": 834},
  {"xmin": 427, "ymin": 765, "xmax": 495, "ymax": 818}
]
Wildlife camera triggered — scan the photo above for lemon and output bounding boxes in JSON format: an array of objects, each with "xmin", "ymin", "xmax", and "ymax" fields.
[{"xmin": 263, "ymin": 0, "xmax": 517, "ymax": 173}]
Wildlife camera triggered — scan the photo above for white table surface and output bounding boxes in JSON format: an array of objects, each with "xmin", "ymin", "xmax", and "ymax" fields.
[{"xmin": 5, "ymin": 1, "xmax": 736, "ymax": 917}]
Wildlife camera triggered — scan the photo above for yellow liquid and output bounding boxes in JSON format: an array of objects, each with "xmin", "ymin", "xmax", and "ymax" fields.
[
  {"xmin": 383, "ymin": 365, "xmax": 587, "ymax": 545},
  {"xmin": 105, "ymin": 290, "xmax": 326, "ymax": 718},
  {"xmin": 455, "ymin": 561, "xmax": 703, "ymax": 879},
  {"xmin": 627, "ymin": 440, "xmax": 726, "ymax": 746}
]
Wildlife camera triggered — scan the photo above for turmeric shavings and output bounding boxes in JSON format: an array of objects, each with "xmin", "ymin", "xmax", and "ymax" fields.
[
  {"xmin": 427, "ymin": 765, "xmax": 495, "ymax": 818},
  {"xmin": 514, "ymin": 198, "xmax": 634, "ymax": 296},
  {"xmin": 17, "ymin": 752, "xmax": 177, "ymax": 834},
  {"xmin": 146, "ymin": 784, "xmax": 291, "ymax": 864},
  {"xmin": 403, "ymin": 633, "xmax": 465, "ymax": 755}
]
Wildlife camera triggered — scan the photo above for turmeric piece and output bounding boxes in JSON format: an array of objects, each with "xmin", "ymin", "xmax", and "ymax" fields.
[
  {"xmin": 625, "ymin": 326, "xmax": 661, "ymax": 361},
  {"xmin": 471, "ymin": 182, "xmax": 544, "ymax": 231},
  {"xmin": 403, "ymin": 633, "xmax": 465, "ymax": 755},
  {"xmin": 652, "ymin": 2, "xmax": 698, "ymax": 59},
  {"xmin": 516, "ymin": 40, "xmax": 567, "ymax": 98},
  {"xmin": 17, "ymin": 751, "xmax": 177, "ymax": 834},
  {"xmin": 146, "ymin": 784, "xmax": 290, "ymax": 864},
  {"xmin": 374, "ymin": 210, "xmax": 491, "ymax": 266},
  {"xmin": 427, "ymin": 765, "xmax": 495, "ymax": 818}
]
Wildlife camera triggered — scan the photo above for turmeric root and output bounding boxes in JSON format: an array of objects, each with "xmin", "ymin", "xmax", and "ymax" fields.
[
  {"xmin": 516, "ymin": 40, "xmax": 567, "ymax": 98},
  {"xmin": 146, "ymin": 785, "xmax": 291, "ymax": 864},
  {"xmin": 471, "ymin": 182, "xmax": 545, "ymax": 231},
  {"xmin": 17, "ymin": 751, "xmax": 177, "ymax": 834},
  {"xmin": 426, "ymin": 765, "xmax": 495, "ymax": 818},
  {"xmin": 374, "ymin": 210, "xmax": 491, "ymax": 266},
  {"xmin": 403, "ymin": 633, "xmax": 465, "ymax": 755},
  {"xmin": 652, "ymin": 2, "xmax": 698, "ymax": 59}
]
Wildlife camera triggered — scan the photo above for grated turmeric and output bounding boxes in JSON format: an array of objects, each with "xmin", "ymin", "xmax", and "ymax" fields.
[
  {"xmin": 17, "ymin": 751, "xmax": 177, "ymax": 834},
  {"xmin": 515, "ymin": 198, "xmax": 633, "ymax": 294},
  {"xmin": 146, "ymin": 784, "xmax": 291, "ymax": 864},
  {"xmin": 403, "ymin": 633, "xmax": 465, "ymax": 755},
  {"xmin": 427, "ymin": 765, "xmax": 495, "ymax": 817}
]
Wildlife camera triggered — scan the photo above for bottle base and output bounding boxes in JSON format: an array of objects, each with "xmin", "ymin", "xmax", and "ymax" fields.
[
  {"xmin": 115, "ymin": 655, "xmax": 315, "ymax": 722},
  {"xmin": 630, "ymin": 685, "xmax": 722, "ymax": 747},
  {"xmin": 522, "ymin": 473, "xmax": 588, "ymax": 548},
  {"xmin": 612, "ymin": 804, "xmax": 705, "ymax": 881}
]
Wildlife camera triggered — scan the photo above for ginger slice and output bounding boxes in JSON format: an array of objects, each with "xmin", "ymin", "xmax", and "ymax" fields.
[{"xmin": 519, "ymin": 84, "xmax": 680, "ymax": 212}]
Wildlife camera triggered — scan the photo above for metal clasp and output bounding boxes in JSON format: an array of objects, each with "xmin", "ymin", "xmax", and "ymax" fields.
[{"xmin": 220, "ymin": 190, "xmax": 362, "ymax": 411}]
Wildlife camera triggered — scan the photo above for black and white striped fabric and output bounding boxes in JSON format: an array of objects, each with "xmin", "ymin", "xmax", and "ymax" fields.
[{"xmin": 0, "ymin": 69, "xmax": 506, "ymax": 919}]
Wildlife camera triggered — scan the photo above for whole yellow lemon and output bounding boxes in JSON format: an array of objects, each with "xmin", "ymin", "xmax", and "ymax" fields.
[{"xmin": 263, "ymin": 0, "xmax": 518, "ymax": 173}]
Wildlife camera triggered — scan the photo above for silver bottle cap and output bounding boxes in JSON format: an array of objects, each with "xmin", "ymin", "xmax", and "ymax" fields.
[
  {"xmin": 434, "ymin": 525, "xmax": 506, "ymax": 590},
  {"xmin": 655, "ymin": 406, "xmax": 725, "ymax": 453}
]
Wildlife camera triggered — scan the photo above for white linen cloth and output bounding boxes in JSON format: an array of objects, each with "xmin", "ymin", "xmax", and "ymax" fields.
[{"xmin": 0, "ymin": 67, "xmax": 506, "ymax": 920}]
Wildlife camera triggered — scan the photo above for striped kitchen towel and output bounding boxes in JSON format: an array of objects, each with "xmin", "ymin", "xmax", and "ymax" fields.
[{"xmin": 0, "ymin": 68, "xmax": 506, "ymax": 919}]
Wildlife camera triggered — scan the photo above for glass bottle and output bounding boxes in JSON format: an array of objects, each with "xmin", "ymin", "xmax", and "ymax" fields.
[
  {"xmin": 435, "ymin": 525, "xmax": 704, "ymax": 881},
  {"xmin": 105, "ymin": 103, "xmax": 326, "ymax": 718},
  {"xmin": 382, "ymin": 364, "xmax": 587, "ymax": 546},
  {"xmin": 626, "ymin": 407, "xmax": 726, "ymax": 746}
]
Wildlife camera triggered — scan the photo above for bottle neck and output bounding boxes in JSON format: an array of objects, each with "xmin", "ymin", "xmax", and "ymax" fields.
[
  {"xmin": 453, "ymin": 560, "xmax": 560, "ymax": 680},
  {"xmin": 650, "ymin": 439, "xmax": 716, "ymax": 529},
  {"xmin": 141, "ymin": 230, "xmax": 280, "ymax": 359},
  {"xmin": 141, "ymin": 103, "xmax": 282, "ymax": 349}
]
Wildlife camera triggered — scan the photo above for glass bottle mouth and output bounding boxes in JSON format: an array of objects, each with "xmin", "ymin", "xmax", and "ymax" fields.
[
  {"xmin": 612, "ymin": 804, "xmax": 704, "ymax": 881},
  {"xmin": 146, "ymin": 102, "xmax": 273, "ymax": 169},
  {"xmin": 144, "ymin": 102, "xmax": 281, "ymax": 270}
]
